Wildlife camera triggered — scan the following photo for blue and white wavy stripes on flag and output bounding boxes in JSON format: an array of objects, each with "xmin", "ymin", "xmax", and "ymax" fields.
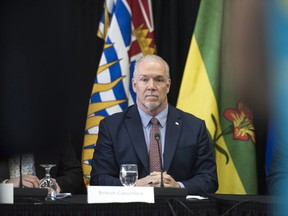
[{"xmin": 82, "ymin": 0, "xmax": 156, "ymax": 185}]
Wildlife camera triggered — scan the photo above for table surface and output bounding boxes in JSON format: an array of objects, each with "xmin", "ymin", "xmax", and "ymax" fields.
[{"xmin": 0, "ymin": 193, "xmax": 285, "ymax": 216}]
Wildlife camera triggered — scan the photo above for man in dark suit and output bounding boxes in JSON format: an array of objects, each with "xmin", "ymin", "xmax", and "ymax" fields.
[
  {"xmin": 0, "ymin": 139, "xmax": 85, "ymax": 194},
  {"xmin": 90, "ymin": 55, "xmax": 218, "ymax": 194}
]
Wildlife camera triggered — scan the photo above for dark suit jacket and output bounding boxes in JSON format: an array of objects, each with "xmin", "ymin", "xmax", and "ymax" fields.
[
  {"xmin": 90, "ymin": 105, "xmax": 218, "ymax": 194},
  {"xmin": 0, "ymin": 142, "xmax": 85, "ymax": 194}
]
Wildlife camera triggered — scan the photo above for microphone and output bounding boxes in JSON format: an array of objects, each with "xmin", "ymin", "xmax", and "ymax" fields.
[{"xmin": 154, "ymin": 133, "xmax": 164, "ymax": 187}]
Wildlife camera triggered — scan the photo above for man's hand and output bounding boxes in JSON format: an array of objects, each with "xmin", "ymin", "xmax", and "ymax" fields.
[
  {"xmin": 161, "ymin": 172, "xmax": 180, "ymax": 188},
  {"xmin": 134, "ymin": 174, "xmax": 155, "ymax": 186},
  {"xmin": 6, "ymin": 176, "xmax": 61, "ymax": 194},
  {"xmin": 7, "ymin": 175, "xmax": 40, "ymax": 188},
  {"xmin": 135, "ymin": 171, "xmax": 180, "ymax": 188},
  {"xmin": 51, "ymin": 178, "xmax": 61, "ymax": 193}
]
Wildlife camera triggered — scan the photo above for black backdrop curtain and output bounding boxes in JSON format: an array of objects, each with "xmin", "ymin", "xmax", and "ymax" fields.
[
  {"xmin": 0, "ymin": 0, "xmax": 266, "ymax": 194},
  {"xmin": 0, "ymin": 0, "xmax": 104, "ymax": 157}
]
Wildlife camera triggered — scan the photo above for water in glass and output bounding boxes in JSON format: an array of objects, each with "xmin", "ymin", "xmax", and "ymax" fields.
[{"xmin": 119, "ymin": 164, "xmax": 138, "ymax": 186}]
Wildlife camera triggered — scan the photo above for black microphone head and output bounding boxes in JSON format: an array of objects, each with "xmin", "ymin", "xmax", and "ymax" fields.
[{"xmin": 154, "ymin": 133, "xmax": 160, "ymax": 141}]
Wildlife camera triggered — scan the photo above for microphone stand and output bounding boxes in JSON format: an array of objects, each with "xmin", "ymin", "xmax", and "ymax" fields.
[{"xmin": 154, "ymin": 133, "xmax": 164, "ymax": 187}]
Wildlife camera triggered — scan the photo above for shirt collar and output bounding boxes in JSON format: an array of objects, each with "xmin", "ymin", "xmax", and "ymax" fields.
[{"xmin": 138, "ymin": 105, "xmax": 169, "ymax": 128}]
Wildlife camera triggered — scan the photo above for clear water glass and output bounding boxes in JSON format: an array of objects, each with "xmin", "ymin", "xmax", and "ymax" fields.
[
  {"xmin": 39, "ymin": 164, "xmax": 57, "ymax": 199},
  {"xmin": 119, "ymin": 164, "xmax": 138, "ymax": 186}
]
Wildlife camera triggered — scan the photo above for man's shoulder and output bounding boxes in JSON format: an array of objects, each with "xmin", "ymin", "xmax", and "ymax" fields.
[{"xmin": 102, "ymin": 105, "xmax": 137, "ymax": 122}]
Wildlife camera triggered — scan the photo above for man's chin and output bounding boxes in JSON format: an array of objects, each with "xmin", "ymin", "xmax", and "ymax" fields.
[{"xmin": 145, "ymin": 102, "xmax": 160, "ymax": 112}]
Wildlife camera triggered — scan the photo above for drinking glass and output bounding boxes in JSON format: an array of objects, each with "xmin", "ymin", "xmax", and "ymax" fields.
[
  {"xmin": 119, "ymin": 164, "xmax": 138, "ymax": 186},
  {"xmin": 39, "ymin": 164, "xmax": 57, "ymax": 199}
]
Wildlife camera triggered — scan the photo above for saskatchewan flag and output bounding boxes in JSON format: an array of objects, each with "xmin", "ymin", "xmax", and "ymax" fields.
[{"xmin": 177, "ymin": 0, "xmax": 258, "ymax": 194}]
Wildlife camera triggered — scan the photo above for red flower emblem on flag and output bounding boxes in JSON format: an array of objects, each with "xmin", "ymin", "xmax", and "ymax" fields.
[
  {"xmin": 224, "ymin": 102, "xmax": 255, "ymax": 143},
  {"xmin": 210, "ymin": 101, "xmax": 256, "ymax": 164}
]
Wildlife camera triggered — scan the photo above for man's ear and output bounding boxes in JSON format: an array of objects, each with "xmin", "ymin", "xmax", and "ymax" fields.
[
  {"xmin": 132, "ymin": 78, "xmax": 137, "ymax": 93},
  {"xmin": 166, "ymin": 79, "xmax": 171, "ymax": 94}
]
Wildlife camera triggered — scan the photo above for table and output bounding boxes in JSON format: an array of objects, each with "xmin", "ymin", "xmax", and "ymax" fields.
[
  {"xmin": 0, "ymin": 195, "xmax": 219, "ymax": 216},
  {"xmin": 206, "ymin": 194, "xmax": 284, "ymax": 216},
  {"xmin": 0, "ymin": 194, "xmax": 285, "ymax": 216}
]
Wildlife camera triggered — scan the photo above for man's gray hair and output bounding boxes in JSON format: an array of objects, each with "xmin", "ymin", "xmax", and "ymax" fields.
[{"xmin": 133, "ymin": 55, "xmax": 170, "ymax": 79}]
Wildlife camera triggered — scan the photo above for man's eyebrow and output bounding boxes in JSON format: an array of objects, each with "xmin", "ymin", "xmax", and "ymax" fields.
[{"xmin": 139, "ymin": 74, "xmax": 164, "ymax": 78}]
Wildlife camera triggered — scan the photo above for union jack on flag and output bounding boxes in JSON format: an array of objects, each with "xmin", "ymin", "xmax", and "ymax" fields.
[{"xmin": 82, "ymin": 0, "xmax": 156, "ymax": 185}]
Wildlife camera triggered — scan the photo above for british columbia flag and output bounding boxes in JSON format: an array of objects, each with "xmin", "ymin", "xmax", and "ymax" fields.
[{"xmin": 82, "ymin": 0, "xmax": 156, "ymax": 185}]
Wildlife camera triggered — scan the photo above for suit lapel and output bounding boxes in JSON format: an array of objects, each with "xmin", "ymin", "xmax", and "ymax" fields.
[
  {"xmin": 125, "ymin": 106, "xmax": 150, "ymax": 173},
  {"xmin": 164, "ymin": 105, "xmax": 182, "ymax": 171}
]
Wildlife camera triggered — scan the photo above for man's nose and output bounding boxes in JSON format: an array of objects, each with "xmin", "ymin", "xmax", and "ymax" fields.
[{"xmin": 147, "ymin": 79, "xmax": 156, "ymax": 89}]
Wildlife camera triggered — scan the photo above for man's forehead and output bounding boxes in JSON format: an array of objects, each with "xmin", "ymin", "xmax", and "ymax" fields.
[
  {"xmin": 139, "ymin": 65, "xmax": 165, "ymax": 74},
  {"xmin": 139, "ymin": 72, "xmax": 165, "ymax": 78},
  {"xmin": 139, "ymin": 57, "xmax": 163, "ymax": 65}
]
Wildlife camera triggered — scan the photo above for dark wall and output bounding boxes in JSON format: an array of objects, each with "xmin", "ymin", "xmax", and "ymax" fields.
[{"xmin": 0, "ymin": 0, "xmax": 104, "ymax": 157}]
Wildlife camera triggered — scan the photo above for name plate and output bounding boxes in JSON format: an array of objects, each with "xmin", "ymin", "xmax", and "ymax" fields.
[{"xmin": 87, "ymin": 186, "xmax": 154, "ymax": 203}]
